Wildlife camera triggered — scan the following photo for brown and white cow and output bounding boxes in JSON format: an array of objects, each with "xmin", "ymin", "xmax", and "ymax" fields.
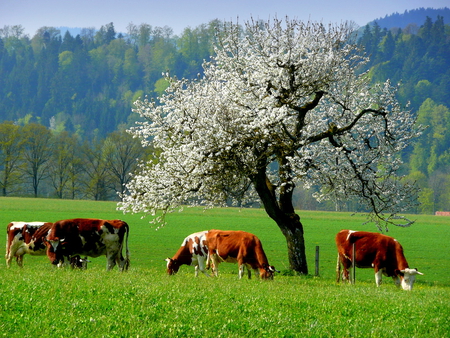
[
  {"xmin": 205, "ymin": 230, "xmax": 278, "ymax": 279},
  {"xmin": 335, "ymin": 229, "xmax": 423, "ymax": 290},
  {"xmin": 165, "ymin": 230, "xmax": 211, "ymax": 277},
  {"xmin": 46, "ymin": 218, "xmax": 130, "ymax": 271},
  {"xmin": 5, "ymin": 221, "xmax": 52, "ymax": 267}
]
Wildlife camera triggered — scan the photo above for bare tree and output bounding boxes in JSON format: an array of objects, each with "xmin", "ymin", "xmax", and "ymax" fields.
[
  {"xmin": 80, "ymin": 139, "xmax": 110, "ymax": 200},
  {"xmin": 21, "ymin": 123, "xmax": 53, "ymax": 197},
  {"xmin": 0, "ymin": 122, "xmax": 25, "ymax": 196},
  {"xmin": 103, "ymin": 130, "xmax": 145, "ymax": 200},
  {"xmin": 48, "ymin": 131, "xmax": 80, "ymax": 198}
]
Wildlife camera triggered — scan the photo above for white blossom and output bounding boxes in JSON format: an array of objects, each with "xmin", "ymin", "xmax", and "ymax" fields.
[{"xmin": 119, "ymin": 18, "xmax": 421, "ymax": 230}]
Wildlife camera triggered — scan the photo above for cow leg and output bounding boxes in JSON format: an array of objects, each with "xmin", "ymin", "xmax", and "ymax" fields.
[
  {"xmin": 209, "ymin": 254, "xmax": 219, "ymax": 277},
  {"xmin": 197, "ymin": 258, "xmax": 211, "ymax": 277},
  {"xmin": 336, "ymin": 254, "xmax": 341, "ymax": 283},
  {"xmin": 340, "ymin": 255, "xmax": 351, "ymax": 282},
  {"xmin": 238, "ymin": 264, "xmax": 245, "ymax": 279},
  {"xmin": 107, "ymin": 254, "xmax": 117, "ymax": 270},
  {"xmin": 17, "ymin": 255, "xmax": 24, "ymax": 268},
  {"xmin": 6, "ymin": 254, "xmax": 12, "ymax": 268},
  {"xmin": 117, "ymin": 252, "xmax": 129, "ymax": 272},
  {"xmin": 375, "ymin": 269, "xmax": 383, "ymax": 287},
  {"xmin": 392, "ymin": 276, "xmax": 401, "ymax": 287}
]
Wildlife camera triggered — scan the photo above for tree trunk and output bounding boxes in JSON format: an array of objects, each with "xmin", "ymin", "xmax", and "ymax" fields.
[
  {"xmin": 251, "ymin": 168, "xmax": 309, "ymax": 274},
  {"xmin": 276, "ymin": 213, "xmax": 308, "ymax": 274}
]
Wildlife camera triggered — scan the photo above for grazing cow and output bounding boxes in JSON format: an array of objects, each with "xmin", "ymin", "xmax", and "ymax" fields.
[
  {"xmin": 165, "ymin": 231, "xmax": 211, "ymax": 277},
  {"xmin": 205, "ymin": 230, "xmax": 278, "ymax": 279},
  {"xmin": 70, "ymin": 255, "xmax": 90, "ymax": 270},
  {"xmin": 335, "ymin": 229, "xmax": 423, "ymax": 290},
  {"xmin": 5, "ymin": 221, "xmax": 52, "ymax": 267},
  {"xmin": 46, "ymin": 218, "xmax": 130, "ymax": 271}
]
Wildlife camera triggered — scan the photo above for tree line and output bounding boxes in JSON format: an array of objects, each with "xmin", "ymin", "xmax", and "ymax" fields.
[
  {"xmin": 1, "ymin": 14, "xmax": 450, "ymax": 211},
  {"xmin": 0, "ymin": 121, "xmax": 147, "ymax": 199}
]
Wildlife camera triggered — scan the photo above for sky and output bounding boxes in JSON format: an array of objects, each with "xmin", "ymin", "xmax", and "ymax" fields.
[{"xmin": 1, "ymin": 0, "xmax": 448, "ymax": 36}]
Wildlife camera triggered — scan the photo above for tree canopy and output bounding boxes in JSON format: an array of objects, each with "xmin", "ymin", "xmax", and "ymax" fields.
[{"xmin": 120, "ymin": 18, "xmax": 421, "ymax": 274}]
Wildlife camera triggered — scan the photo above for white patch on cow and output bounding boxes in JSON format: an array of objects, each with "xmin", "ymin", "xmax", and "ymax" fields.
[
  {"xmin": 79, "ymin": 235, "xmax": 86, "ymax": 246},
  {"xmin": 10, "ymin": 222, "xmax": 46, "ymax": 230},
  {"xmin": 50, "ymin": 240, "xmax": 60, "ymax": 251},
  {"xmin": 8, "ymin": 233, "xmax": 27, "ymax": 259},
  {"xmin": 9, "ymin": 222, "xmax": 26, "ymax": 230},
  {"xmin": 375, "ymin": 270, "xmax": 383, "ymax": 287},
  {"xmin": 104, "ymin": 233, "xmax": 120, "ymax": 257},
  {"xmin": 10, "ymin": 222, "xmax": 26, "ymax": 230},
  {"xmin": 345, "ymin": 230, "xmax": 357, "ymax": 241}
]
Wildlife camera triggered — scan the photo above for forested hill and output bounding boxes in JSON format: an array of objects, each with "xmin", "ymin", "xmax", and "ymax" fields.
[
  {"xmin": 0, "ymin": 11, "xmax": 449, "ymax": 138},
  {"xmin": 357, "ymin": 13, "xmax": 450, "ymax": 213},
  {"xmin": 368, "ymin": 7, "xmax": 450, "ymax": 29},
  {"xmin": 0, "ymin": 22, "xmax": 217, "ymax": 138}
]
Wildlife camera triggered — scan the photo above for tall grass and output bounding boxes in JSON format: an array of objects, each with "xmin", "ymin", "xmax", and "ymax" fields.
[{"xmin": 1, "ymin": 197, "xmax": 449, "ymax": 337}]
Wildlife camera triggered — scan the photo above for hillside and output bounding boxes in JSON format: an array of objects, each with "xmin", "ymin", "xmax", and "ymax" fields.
[{"xmin": 368, "ymin": 7, "xmax": 450, "ymax": 29}]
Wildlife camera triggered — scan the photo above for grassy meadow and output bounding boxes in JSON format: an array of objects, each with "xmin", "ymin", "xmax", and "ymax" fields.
[{"xmin": 0, "ymin": 197, "xmax": 449, "ymax": 337}]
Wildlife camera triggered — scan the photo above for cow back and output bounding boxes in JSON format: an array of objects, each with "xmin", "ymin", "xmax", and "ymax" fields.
[
  {"xmin": 206, "ymin": 230, "xmax": 270, "ymax": 268},
  {"xmin": 166, "ymin": 231, "xmax": 208, "ymax": 275},
  {"xmin": 336, "ymin": 230, "xmax": 408, "ymax": 275},
  {"xmin": 48, "ymin": 218, "xmax": 108, "ymax": 258},
  {"xmin": 47, "ymin": 218, "xmax": 130, "ymax": 269},
  {"xmin": 26, "ymin": 222, "xmax": 53, "ymax": 254}
]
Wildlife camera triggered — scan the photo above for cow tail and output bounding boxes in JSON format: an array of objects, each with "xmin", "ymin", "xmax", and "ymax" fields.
[
  {"xmin": 124, "ymin": 223, "xmax": 130, "ymax": 270},
  {"xmin": 336, "ymin": 253, "xmax": 341, "ymax": 283},
  {"xmin": 205, "ymin": 251, "xmax": 211, "ymax": 270},
  {"xmin": 5, "ymin": 233, "xmax": 9, "ymax": 261}
]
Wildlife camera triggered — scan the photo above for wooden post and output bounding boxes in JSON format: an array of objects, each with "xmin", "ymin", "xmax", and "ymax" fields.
[
  {"xmin": 351, "ymin": 243, "xmax": 356, "ymax": 284},
  {"xmin": 315, "ymin": 246, "xmax": 319, "ymax": 276}
]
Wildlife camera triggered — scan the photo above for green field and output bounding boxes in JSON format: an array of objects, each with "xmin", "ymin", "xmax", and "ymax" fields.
[{"xmin": 1, "ymin": 197, "xmax": 449, "ymax": 337}]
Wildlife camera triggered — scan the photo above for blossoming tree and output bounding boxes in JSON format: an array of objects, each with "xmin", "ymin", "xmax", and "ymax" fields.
[{"xmin": 119, "ymin": 18, "xmax": 419, "ymax": 274}]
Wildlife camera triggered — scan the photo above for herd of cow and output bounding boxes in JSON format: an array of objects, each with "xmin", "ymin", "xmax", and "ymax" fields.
[
  {"xmin": 6, "ymin": 218, "xmax": 130, "ymax": 271},
  {"xmin": 5, "ymin": 218, "xmax": 423, "ymax": 290}
]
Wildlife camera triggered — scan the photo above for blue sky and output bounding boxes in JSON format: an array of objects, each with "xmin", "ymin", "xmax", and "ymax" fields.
[{"xmin": 1, "ymin": 0, "xmax": 448, "ymax": 36}]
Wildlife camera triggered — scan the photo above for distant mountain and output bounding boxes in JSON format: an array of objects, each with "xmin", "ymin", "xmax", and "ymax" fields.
[{"xmin": 367, "ymin": 7, "xmax": 450, "ymax": 29}]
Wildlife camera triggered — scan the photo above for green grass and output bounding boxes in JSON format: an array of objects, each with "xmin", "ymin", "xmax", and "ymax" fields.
[{"xmin": 1, "ymin": 197, "xmax": 449, "ymax": 337}]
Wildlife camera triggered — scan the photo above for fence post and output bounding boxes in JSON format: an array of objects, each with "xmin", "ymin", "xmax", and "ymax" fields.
[
  {"xmin": 315, "ymin": 245, "xmax": 319, "ymax": 276},
  {"xmin": 351, "ymin": 243, "xmax": 356, "ymax": 284}
]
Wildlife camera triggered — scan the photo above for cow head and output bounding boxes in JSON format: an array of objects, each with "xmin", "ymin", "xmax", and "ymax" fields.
[
  {"xmin": 261, "ymin": 264, "xmax": 280, "ymax": 280},
  {"xmin": 70, "ymin": 255, "xmax": 90, "ymax": 270},
  {"xmin": 47, "ymin": 238, "xmax": 68, "ymax": 266},
  {"xmin": 399, "ymin": 268, "xmax": 424, "ymax": 291},
  {"xmin": 165, "ymin": 258, "xmax": 181, "ymax": 275}
]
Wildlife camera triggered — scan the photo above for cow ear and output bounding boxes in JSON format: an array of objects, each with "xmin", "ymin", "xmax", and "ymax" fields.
[
  {"xmin": 165, "ymin": 258, "xmax": 172, "ymax": 262},
  {"xmin": 413, "ymin": 268, "xmax": 424, "ymax": 275}
]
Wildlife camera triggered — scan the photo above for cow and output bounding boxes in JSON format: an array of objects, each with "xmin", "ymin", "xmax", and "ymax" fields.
[
  {"xmin": 70, "ymin": 255, "xmax": 90, "ymax": 270},
  {"xmin": 45, "ymin": 218, "xmax": 130, "ymax": 271},
  {"xmin": 165, "ymin": 230, "xmax": 211, "ymax": 276},
  {"xmin": 205, "ymin": 230, "xmax": 278, "ymax": 279},
  {"xmin": 5, "ymin": 221, "xmax": 52, "ymax": 268},
  {"xmin": 335, "ymin": 229, "xmax": 423, "ymax": 290}
]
